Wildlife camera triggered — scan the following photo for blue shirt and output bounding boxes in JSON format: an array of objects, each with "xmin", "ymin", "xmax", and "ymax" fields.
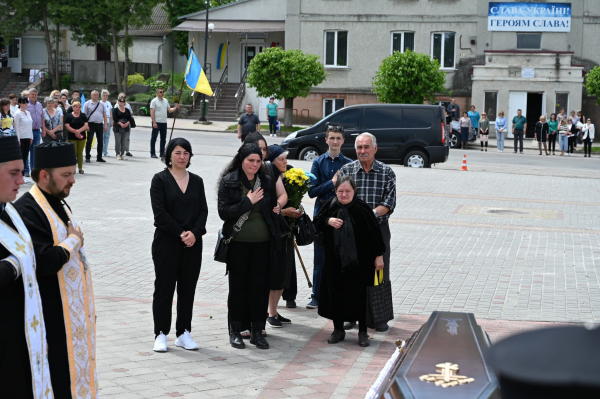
[
  {"xmin": 266, "ymin": 103, "xmax": 278, "ymax": 117},
  {"xmin": 468, "ymin": 110, "xmax": 480, "ymax": 129},
  {"xmin": 308, "ymin": 151, "xmax": 353, "ymax": 216}
]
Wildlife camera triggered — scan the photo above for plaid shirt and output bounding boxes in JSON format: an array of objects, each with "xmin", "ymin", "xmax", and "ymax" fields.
[
  {"xmin": 338, "ymin": 159, "xmax": 396, "ymax": 223},
  {"xmin": 27, "ymin": 100, "xmax": 43, "ymax": 130}
]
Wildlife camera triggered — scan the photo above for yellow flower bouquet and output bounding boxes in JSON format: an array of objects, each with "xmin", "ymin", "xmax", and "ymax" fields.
[{"xmin": 283, "ymin": 168, "xmax": 316, "ymax": 228}]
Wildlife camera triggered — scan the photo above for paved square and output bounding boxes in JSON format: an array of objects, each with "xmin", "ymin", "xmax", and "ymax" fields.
[{"xmin": 21, "ymin": 128, "xmax": 598, "ymax": 398}]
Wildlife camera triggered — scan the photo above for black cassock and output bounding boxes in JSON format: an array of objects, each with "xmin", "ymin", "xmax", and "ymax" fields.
[
  {"xmin": 315, "ymin": 197, "xmax": 386, "ymax": 322},
  {"xmin": 0, "ymin": 207, "xmax": 34, "ymax": 399},
  {"xmin": 15, "ymin": 190, "xmax": 73, "ymax": 399}
]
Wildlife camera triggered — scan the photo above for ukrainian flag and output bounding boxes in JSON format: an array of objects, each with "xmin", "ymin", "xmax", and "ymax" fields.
[{"xmin": 185, "ymin": 46, "xmax": 213, "ymax": 96}]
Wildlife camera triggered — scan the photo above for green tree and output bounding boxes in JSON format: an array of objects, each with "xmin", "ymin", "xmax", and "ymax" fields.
[
  {"xmin": 372, "ymin": 49, "xmax": 448, "ymax": 104},
  {"xmin": 247, "ymin": 47, "xmax": 327, "ymax": 127},
  {"xmin": 584, "ymin": 65, "xmax": 600, "ymax": 104}
]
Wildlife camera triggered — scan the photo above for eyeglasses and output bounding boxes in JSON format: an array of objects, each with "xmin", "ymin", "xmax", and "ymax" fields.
[
  {"xmin": 118, "ymin": 100, "xmax": 125, "ymax": 103},
  {"xmin": 327, "ymin": 124, "xmax": 344, "ymax": 133},
  {"xmin": 158, "ymin": 91, "xmax": 164, "ymax": 94}
]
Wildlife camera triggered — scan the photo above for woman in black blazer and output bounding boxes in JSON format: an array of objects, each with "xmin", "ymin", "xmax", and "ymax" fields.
[{"xmin": 150, "ymin": 138, "xmax": 208, "ymax": 352}]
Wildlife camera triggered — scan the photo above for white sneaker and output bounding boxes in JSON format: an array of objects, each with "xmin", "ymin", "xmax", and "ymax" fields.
[
  {"xmin": 116, "ymin": 155, "xmax": 121, "ymax": 160},
  {"xmin": 122, "ymin": 154, "xmax": 127, "ymax": 161},
  {"xmin": 154, "ymin": 332, "xmax": 168, "ymax": 352},
  {"xmin": 175, "ymin": 330, "xmax": 199, "ymax": 350}
]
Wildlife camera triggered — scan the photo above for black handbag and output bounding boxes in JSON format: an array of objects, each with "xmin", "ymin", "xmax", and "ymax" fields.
[
  {"xmin": 214, "ymin": 212, "xmax": 249, "ymax": 264},
  {"xmin": 294, "ymin": 212, "xmax": 316, "ymax": 246},
  {"xmin": 366, "ymin": 269, "xmax": 394, "ymax": 329}
]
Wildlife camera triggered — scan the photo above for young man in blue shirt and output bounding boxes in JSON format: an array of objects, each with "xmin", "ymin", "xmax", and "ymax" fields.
[{"xmin": 306, "ymin": 125, "xmax": 352, "ymax": 309}]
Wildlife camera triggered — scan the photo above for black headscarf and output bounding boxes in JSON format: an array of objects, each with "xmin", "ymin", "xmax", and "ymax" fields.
[{"xmin": 237, "ymin": 143, "xmax": 263, "ymax": 190}]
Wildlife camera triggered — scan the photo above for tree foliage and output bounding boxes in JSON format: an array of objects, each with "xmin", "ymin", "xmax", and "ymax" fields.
[
  {"xmin": 372, "ymin": 49, "xmax": 449, "ymax": 104},
  {"xmin": 584, "ymin": 66, "xmax": 600, "ymax": 104},
  {"xmin": 247, "ymin": 47, "xmax": 327, "ymax": 127}
]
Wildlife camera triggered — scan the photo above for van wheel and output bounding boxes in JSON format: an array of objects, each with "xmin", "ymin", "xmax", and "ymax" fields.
[
  {"xmin": 404, "ymin": 150, "xmax": 429, "ymax": 168},
  {"xmin": 449, "ymin": 132, "xmax": 460, "ymax": 148},
  {"xmin": 298, "ymin": 146, "xmax": 320, "ymax": 162}
]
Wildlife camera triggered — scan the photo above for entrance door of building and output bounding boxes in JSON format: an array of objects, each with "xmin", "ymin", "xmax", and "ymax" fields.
[
  {"xmin": 7, "ymin": 38, "xmax": 21, "ymax": 73},
  {"xmin": 241, "ymin": 43, "xmax": 263, "ymax": 78},
  {"xmin": 526, "ymin": 92, "xmax": 544, "ymax": 138}
]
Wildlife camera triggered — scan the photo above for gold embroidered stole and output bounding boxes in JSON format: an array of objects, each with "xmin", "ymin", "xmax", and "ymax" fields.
[
  {"xmin": 29, "ymin": 185, "xmax": 98, "ymax": 399},
  {"xmin": 0, "ymin": 203, "xmax": 53, "ymax": 399}
]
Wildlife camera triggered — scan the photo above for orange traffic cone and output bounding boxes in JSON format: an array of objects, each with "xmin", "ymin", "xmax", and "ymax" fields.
[{"xmin": 461, "ymin": 154, "xmax": 468, "ymax": 171}]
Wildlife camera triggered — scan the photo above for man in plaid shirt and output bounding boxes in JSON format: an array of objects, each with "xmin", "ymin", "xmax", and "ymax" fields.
[{"xmin": 338, "ymin": 132, "xmax": 396, "ymax": 332}]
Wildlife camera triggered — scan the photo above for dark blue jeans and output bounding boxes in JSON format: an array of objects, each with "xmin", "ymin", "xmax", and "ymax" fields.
[
  {"xmin": 311, "ymin": 242, "xmax": 324, "ymax": 302},
  {"xmin": 25, "ymin": 129, "xmax": 41, "ymax": 174},
  {"xmin": 150, "ymin": 122, "xmax": 168, "ymax": 156},
  {"xmin": 268, "ymin": 116, "xmax": 277, "ymax": 134}
]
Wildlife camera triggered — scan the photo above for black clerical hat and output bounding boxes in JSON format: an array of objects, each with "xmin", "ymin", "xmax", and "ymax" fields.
[
  {"xmin": 34, "ymin": 142, "xmax": 77, "ymax": 168},
  {"xmin": 0, "ymin": 136, "xmax": 22, "ymax": 163},
  {"xmin": 486, "ymin": 326, "xmax": 600, "ymax": 398}
]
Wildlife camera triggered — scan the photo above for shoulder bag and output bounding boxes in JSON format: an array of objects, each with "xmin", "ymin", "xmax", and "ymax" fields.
[
  {"xmin": 214, "ymin": 178, "xmax": 261, "ymax": 263},
  {"xmin": 366, "ymin": 269, "xmax": 394, "ymax": 329},
  {"xmin": 293, "ymin": 212, "xmax": 316, "ymax": 246}
]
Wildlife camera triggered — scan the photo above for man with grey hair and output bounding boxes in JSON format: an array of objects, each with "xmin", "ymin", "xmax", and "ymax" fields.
[
  {"xmin": 83, "ymin": 90, "xmax": 107, "ymax": 162},
  {"xmin": 338, "ymin": 132, "xmax": 396, "ymax": 332}
]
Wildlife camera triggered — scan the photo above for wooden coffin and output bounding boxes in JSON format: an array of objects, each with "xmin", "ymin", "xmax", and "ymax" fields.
[{"xmin": 373, "ymin": 311, "xmax": 500, "ymax": 399}]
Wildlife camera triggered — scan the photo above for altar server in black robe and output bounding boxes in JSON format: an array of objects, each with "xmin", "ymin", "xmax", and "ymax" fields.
[
  {"xmin": 314, "ymin": 175, "xmax": 386, "ymax": 348},
  {"xmin": 15, "ymin": 141, "xmax": 98, "ymax": 399}
]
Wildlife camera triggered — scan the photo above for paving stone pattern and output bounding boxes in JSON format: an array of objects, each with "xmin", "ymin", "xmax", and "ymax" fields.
[{"xmin": 36, "ymin": 129, "xmax": 597, "ymax": 398}]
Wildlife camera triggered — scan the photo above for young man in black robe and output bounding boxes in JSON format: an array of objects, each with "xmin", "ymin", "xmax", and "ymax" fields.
[
  {"xmin": 15, "ymin": 141, "xmax": 98, "ymax": 399},
  {"xmin": 0, "ymin": 136, "xmax": 53, "ymax": 398}
]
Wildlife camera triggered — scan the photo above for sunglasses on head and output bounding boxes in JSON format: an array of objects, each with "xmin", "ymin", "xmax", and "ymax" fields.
[{"xmin": 327, "ymin": 124, "xmax": 344, "ymax": 133}]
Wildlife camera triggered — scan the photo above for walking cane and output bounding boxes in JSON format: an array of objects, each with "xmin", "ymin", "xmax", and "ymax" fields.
[{"xmin": 293, "ymin": 240, "xmax": 313, "ymax": 288}]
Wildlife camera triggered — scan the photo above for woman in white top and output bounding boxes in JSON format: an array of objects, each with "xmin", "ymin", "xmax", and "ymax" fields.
[
  {"xmin": 581, "ymin": 117, "xmax": 595, "ymax": 158},
  {"xmin": 13, "ymin": 97, "xmax": 33, "ymax": 169},
  {"xmin": 101, "ymin": 89, "xmax": 113, "ymax": 157},
  {"xmin": 114, "ymin": 92, "xmax": 133, "ymax": 156}
]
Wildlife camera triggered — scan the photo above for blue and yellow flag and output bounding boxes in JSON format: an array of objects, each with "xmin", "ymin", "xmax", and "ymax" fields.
[
  {"xmin": 217, "ymin": 43, "xmax": 227, "ymax": 70},
  {"xmin": 185, "ymin": 46, "xmax": 213, "ymax": 96}
]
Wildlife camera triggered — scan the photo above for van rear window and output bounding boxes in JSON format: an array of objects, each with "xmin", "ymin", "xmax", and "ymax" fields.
[
  {"xmin": 363, "ymin": 108, "xmax": 401, "ymax": 129},
  {"xmin": 403, "ymin": 109, "xmax": 434, "ymax": 129}
]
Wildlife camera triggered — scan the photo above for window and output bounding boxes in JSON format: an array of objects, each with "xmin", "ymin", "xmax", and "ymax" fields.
[
  {"xmin": 432, "ymin": 32, "xmax": 455, "ymax": 69},
  {"xmin": 403, "ymin": 108, "xmax": 434, "ymax": 129},
  {"xmin": 517, "ymin": 33, "xmax": 541, "ymax": 50},
  {"xmin": 325, "ymin": 31, "xmax": 348, "ymax": 67},
  {"xmin": 363, "ymin": 108, "xmax": 401, "ymax": 129},
  {"xmin": 391, "ymin": 32, "xmax": 415, "ymax": 54},
  {"xmin": 327, "ymin": 108, "xmax": 359, "ymax": 129},
  {"xmin": 484, "ymin": 92, "xmax": 498, "ymax": 122},
  {"xmin": 323, "ymin": 98, "xmax": 346, "ymax": 117},
  {"xmin": 555, "ymin": 93, "xmax": 569, "ymax": 115}
]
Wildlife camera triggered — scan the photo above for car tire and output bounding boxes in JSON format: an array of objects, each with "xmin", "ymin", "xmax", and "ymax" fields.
[
  {"xmin": 298, "ymin": 146, "xmax": 320, "ymax": 162},
  {"xmin": 403, "ymin": 150, "xmax": 429, "ymax": 168},
  {"xmin": 449, "ymin": 132, "xmax": 460, "ymax": 148}
]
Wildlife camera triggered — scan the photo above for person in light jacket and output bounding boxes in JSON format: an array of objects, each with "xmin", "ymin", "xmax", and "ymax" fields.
[
  {"xmin": 459, "ymin": 112, "xmax": 471, "ymax": 150},
  {"xmin": 581, "ymin": 117, "xmax": 595, "ymax": 158},
  {"xmin": 495, "ymin": 111, "xmax": 507, "ymax": 153}
]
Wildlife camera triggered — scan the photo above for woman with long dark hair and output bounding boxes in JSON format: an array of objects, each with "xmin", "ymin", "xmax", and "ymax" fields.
[
  {"xmin": 218, "ymin": 143, "xmax": 281, "ymax": 350},
  {"xmin": 459, "ymin": 111, "xmax": 471, "ymax": 150},
  {"xmin": 548, "ymin": 113, "xmax": 558, "ymax": 155},
  {"xmin": 150, "ymin": 138, "xmax": 208, "ymax": 352}
]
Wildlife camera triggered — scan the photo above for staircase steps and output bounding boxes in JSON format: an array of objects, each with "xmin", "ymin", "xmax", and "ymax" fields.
[{"xmin": 186, "ymin": 82, "xmax": 240, "ymax": 122}]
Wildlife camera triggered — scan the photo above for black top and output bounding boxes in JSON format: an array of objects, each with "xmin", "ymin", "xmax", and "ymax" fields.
[
  {"xmin": 150, "ymin": 169, "xmax": 209, "ymax": 239},
  {"xmin": 238, "ymin": 113, "xmax": 261, "ymax": 136},
  {"xmin": 535, "ymin": 121, "xmax": 549, "ymax": 136},
  {"xmin": 64, "ymin": 112, "xmax": 88, "ymax": 141}
]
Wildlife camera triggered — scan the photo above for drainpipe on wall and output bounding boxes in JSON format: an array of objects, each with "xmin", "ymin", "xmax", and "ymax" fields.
[{"xmin": 157, "ymin": 35, "xmax": 167, "ymax": 65}]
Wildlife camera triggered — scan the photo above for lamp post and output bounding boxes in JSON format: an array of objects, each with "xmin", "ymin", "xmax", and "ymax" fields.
[{"xmin": 199, "ymin": 0, "xmax": 214, "ymax": 123}]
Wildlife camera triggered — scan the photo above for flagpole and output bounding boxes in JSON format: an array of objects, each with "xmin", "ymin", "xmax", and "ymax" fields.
[
  {"xmin": 169, "ymin": 40, "xmax": 193, "ymax": 142},
  {"xmin": 199, "ymin": 0, "xmax": 210, "ymax": 122}
]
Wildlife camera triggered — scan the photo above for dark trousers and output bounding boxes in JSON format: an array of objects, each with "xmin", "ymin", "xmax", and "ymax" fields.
[
  {"xmin": 513, "ymin": 129, "xmax": 524, "ymax": 153},
  {"xmin": 227, "ymin": 241, "xmax": 271, "ymax": 328},
  {"xmin": 282, "ymin": 264, "xmax": 297, "ymax": 301},
  {"xmin": 85, "ymin": 122, "xmax": 104, "ymax": 160},
  {"xmin": 20, "ymin": 139, "xmax": 30, "ymax": 167},
  {"xmin": 583, "ymin": 137, "xmax": 592, "ymax": 155},
  {"xmin": 568, "ymin": 136, "xmax": 576, "ymax": 154},
  {"xmin": 380, "ymin": 220, "xmax": 391, "ymax": 284},
  {"xmin": 151, "ymin": 122, "xmax": 168, "ymax": 156},
  {"xmin": 268, "ymin": 116, "xmax": 277, "ymax": 134},
  {"xmin": 548, "ymin": 133, "xmax": 557, "ymax": 152},
  {"xmin": 152, "ymin": 231, "xmax": 203, "ymax": 337},
  {"xmin": 311, "ymin": 242, "xmax": 324, "ymax": 301},
  {"xmin": 334, "ymin": 319, "xmax": 367, "ymax": 333}
]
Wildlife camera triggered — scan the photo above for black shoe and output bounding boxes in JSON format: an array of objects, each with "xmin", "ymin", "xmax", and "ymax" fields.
[
  {"xmin": 375, "ymin": 323, "xmax": 389, "ymax": 332},
  {"xmin": 230, "ymin": 332, "xmax": 245, "ymax": 349},
  {"xmin": 328, "ymin": 330, "xmax": 346, "ymax": 344},
  {"xmin": 85, "ymin": 158, "xmax": 91, "ymax": 163},
  {"xmin": 267, "ymin": 316, "xmax": 282, "ymax": 328},
  {"xmin": 286, "ymin": 300, "xmax": 297, "ymax": 308},
  {"xmin": 250, "ymin": 323, "xmax": 269, "ymax": 349},
  {"xmin": 126, "ymin": 152, "xmax": 133, "ymax": 157},
  {"xmin": 97, "ymin": 158, "xmax": 106, "ymax": 163},
  {"xmin": 343, "ymin": 321, "xmax": 357, "ymax": 331},
  {"xmin": 151, "ymin": 154, "xmax": 158, "ymax": 159},
  {"xmin": 358, "ymin": 332, "xmax": 370, "ymax": 347},
  {"xmin": 276, "ymin": 313, "xmax": 291, "ymax": 324},
  {"xmin": 160, "ymin": 156, "xmax": 165, "ymax": 163}
]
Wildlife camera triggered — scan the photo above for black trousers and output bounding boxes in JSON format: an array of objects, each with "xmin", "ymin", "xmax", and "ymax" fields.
[
  {"xmin": 152, "ymin": 231, "xmax": 202, "ymax": 337},
  {"xmin": 334, "ymin": 319, "xmax": 367, "ymax": 333},
  {"xmin": 227, "ymin": 241, "xmax": 270, "ymax": 329},
  {"xmin": 151, "ymin": 122, "xmax": 167, "ymax": 156},
  {"xmin": 568, "ymin": 136, "xmax": 576, "ymax": 154},
  {"xmin": 380, "ymin": 220, "xmax": 391, "ymax": 284},
  {"xmin": 85, "ymin": 122, "xmax": 104, "ymax": 160},
  {"xmin": 513, "ymin": 129, "xmax": 524, "ymax": 153},
  {"xmin": 20, "ymin": 139, "xmax": 30, "ymax": 167},
  {"xmin": 548, "ymin": 133, "xmax": 557, "ymax": 152},
  {"xmin": 583, "ymin": 137, "xmax": 592, "ymax": 155}
]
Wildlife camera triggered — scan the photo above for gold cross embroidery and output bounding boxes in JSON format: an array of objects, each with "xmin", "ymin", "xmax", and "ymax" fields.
[
  {"xmin": 45, "ymin": 386, "xmax": 51, "ymax": 397},
  {"xmin": 15, "ymin": 242, "xmax": 26, "ymax": 253},
  {"xmin": 419, "ymin": 362, "xmax": 475, "ymax": 388},
  {"xmin": 30, "ymin": 315, "xmax": 40, "ymax": 333}
]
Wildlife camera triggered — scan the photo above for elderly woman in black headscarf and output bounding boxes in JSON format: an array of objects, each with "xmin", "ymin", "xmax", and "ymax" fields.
[
  {"xmin": 314, "ymin": 175, "xmax": 386, "ymax": 347},
  {"xmin": 218, "ymin": 143, "xmax": 282, "ymax": 350}
]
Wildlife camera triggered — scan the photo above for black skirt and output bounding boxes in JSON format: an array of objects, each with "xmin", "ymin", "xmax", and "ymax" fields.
[{"xmin": 270, "ymin": 235, "xmax": 294, "ymax": 290}]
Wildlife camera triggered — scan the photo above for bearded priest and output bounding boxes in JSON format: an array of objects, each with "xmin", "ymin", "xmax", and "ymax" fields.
[{"xmin": 15, "ymin": 141, "xmax": 98, "ymax": 399}]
